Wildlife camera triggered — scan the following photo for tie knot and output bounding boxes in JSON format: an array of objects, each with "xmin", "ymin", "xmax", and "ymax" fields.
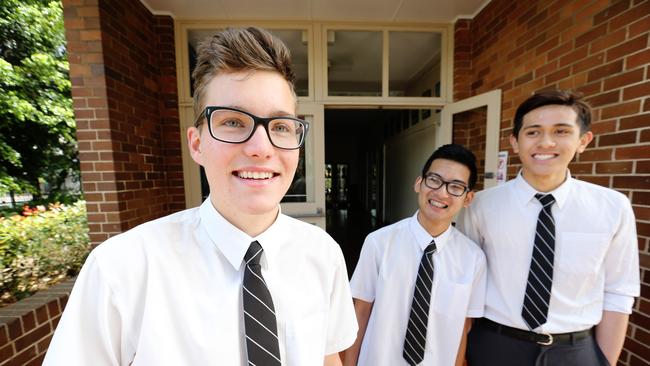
[
  {"xmin": 244, "ymin": 241, "xmax": 264, "ymax": 265},
  {"xmin": 535, "ymin": 193, "xmax": 555, "ymax": 207},
  {"xmin": 425, "ymin": 240, "xmax": 437, "ymax": 255}
]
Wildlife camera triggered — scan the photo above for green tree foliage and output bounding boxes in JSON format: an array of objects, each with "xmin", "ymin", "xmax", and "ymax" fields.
[{"xmin": 0, "ymin": 0, "xmax": 78, "ymax": 199}]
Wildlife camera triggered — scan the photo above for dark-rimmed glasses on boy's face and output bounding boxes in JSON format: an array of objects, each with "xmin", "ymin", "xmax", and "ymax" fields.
[
  {"xmin": 194, "ymin": 106, "xmax": 310, "ymax": 150},
  {"xmin": 422, "ymin": 173, "xmax": 469, "ymax": 197}
]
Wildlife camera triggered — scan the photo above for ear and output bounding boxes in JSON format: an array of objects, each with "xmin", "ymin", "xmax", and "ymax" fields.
[
  {"xmin": 509, "ymin": 134, "xmax": 519, "ymax": 154},
  {"xmin": 187, "ymin": 126, "xmax": 203, "ymax": 165},
  {"xmin": 414, "ymin": 176, "xmax": 423, "ymax": 194},
  {"xmin": 463, "ymin": 190, "xmax": 475, "ymax": 207},
  {"xmin": 576, "ymin": 131, "xmax": 594, "ymax": 154}
]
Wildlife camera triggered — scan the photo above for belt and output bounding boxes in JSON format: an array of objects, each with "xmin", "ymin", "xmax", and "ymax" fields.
[{"xmin": 477, "ymin": 318, "xmax": 593, "ymax": 346}]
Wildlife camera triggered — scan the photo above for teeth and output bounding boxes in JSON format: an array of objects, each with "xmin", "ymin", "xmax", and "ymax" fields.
[
  {"xmin": 429, "ymin": 199, "xmax": 448, "ymax": 209},
  {"xmin": 238, "ymin": 171, "xmax": 273, "ymax": 179},
  {"xmin": 534, "ymin": 154, "xmax": 554, "ymax": 160}
]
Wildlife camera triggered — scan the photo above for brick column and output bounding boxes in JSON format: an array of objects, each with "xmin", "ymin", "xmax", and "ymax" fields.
[
  {"xmin": 62, "ymin": 0, "xmax": 184, "ymax": 246},
  {"xmin": 62, "ymin": 0, "xmax": 117, "ymax": 244}
]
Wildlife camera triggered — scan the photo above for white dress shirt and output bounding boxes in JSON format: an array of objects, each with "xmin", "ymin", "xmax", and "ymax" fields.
[
  {"xmin": 457, "ymin": 172, "xmax": 640, "ymax": 334},
  {"xmin": 350, "ymin": 213, "xmax": 486, "ymax": 366},
  {"xmin": 43, "ymin": 198, "xmax": 357, "ymax": 366}
]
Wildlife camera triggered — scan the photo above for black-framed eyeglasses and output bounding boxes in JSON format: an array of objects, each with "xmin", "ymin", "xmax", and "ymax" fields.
[
  {"xmin": 422, "ymin": 173, "xmax": 470, "ymax": 197},
  {"xmin": 195, "ymin": 106, "xmax": 310, "ymax": 150}
]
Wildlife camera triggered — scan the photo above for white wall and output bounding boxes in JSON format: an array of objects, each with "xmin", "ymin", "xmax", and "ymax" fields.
[{"xmin": 384, "ymin": 114, "xmax": 438, "ymax": 223}]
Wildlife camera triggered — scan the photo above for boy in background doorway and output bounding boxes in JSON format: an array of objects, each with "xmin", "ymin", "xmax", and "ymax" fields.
[{"xmin": 344, "ymin": 144, "xmax": 486, "ymax": 366}]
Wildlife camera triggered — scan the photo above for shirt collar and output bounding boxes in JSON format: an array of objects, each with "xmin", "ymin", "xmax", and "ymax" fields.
[
  {"xmin": 409, "ymin": 211, "xmax": 453, "ymax": 252},
  {"xmin": 513, "ymin": 171, "xmax": 572, "ymax": 209},
  {"xmin": 199, "ymin": 196, "xmax": 285, "ymax": 271}
]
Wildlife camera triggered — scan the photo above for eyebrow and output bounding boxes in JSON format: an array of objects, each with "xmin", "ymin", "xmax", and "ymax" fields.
[
  {"xmin": 222, "ymin": 105, "xmax": 295, "ymax": 118},
  {"xmin": 522, "ymin": 122, "xmax": 577, "ymax": 129},
  {"xmin": 426, "ymin": 173, "xmax": 468, "ymax": 185}
]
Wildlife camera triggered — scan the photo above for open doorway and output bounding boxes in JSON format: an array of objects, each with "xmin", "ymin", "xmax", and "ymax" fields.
[{"xmin": 325, "ymin": 107, "xmax": 440, "ymax": 274}]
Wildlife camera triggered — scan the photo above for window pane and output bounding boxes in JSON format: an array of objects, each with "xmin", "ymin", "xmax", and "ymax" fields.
[
  {"xmin": 268, "ymin": 29, "xmax": 308, "ymax": 97},
  {"xmin": 327, "ymin": 30, "xmax": 382, "ymax": 96},
  {"xmin": 389, "ymin": 32, "xmax": 442, "ymax": 97},
  {"xmin": 187, "ymin": 28, "xmax": 309, "ymax": 97},
  {"xmin": 282, "ymin": 113, "xmax": 314, "ymax": 203}
]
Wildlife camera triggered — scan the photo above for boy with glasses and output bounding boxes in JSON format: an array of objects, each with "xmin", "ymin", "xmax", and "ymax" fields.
[
  {"xmin": 44, "ymin": 27, "xmax": 357, "ymax": 366},
  {"xmin": 457, "ymin": 90, "xmax": 639, "ymax": 366},
  {"xmin": 344, "ymin": 144, "xmax": 486, "ymax": 366}
]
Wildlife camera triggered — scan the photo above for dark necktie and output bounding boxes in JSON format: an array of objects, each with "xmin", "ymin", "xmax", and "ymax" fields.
[
  {"xmin": 242, "ymin": 241, "xmax": 281, "ymax": 365},
  {"xmin": 403, "ymin": 240, "xmax": 437, "ymax": 366},
  {"xmin": 522, "ymin": 193, "xmax": 556, "ymax": 330}
]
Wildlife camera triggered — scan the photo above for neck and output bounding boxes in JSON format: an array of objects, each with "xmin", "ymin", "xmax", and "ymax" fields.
[
  {"xmin": 521, "ymin": 169, "xmax": 567, "ymax": 193},
  {"xmin": 210, "ymin": 198, "xmax": 278, "ymax": 237},
  {"xmin": 416, "ymin": 211, "xmax": 451, "ymax": 238}
]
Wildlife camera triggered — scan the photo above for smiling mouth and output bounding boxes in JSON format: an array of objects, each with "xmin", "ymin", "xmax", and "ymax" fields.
[
  {"xmin": 533, "ymin": 154, "xmax": 557, "ymax": 160},
  {"xmin": 236, "ymin": 171, "xmax": 276, "ymax": 180},
  {"xmin": 429, "ymin": 199, "xmax": 448, "ymax": 209}
]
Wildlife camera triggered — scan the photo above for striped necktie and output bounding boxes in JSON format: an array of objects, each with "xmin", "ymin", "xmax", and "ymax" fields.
[
  {"xmin": 522, "ymin": 193, "xmax": 556, "ymax": 330},
  {"xmin": 403, "ymin": 240, "xmax": 437, "ymax": 366},
  {"xmin": 243, "ymin": 241, "xmax": 281, "ymax": 365}
]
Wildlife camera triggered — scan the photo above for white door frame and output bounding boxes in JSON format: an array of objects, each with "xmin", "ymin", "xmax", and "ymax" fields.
[{"xmin": 439, "ymin": 89, "xmax": 502, "ymax": 189}]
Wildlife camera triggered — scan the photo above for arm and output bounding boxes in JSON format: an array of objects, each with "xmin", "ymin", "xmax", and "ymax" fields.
[
  {"xmin": 342, "ymin": 299, "xmax": 373, "ymax": 366},
  {"xmin": 324, "ymin": 353, "xmax": 343, "ymax": 366},
  {"xmin": 455, "ymin": 318, "xmax": 472, "ymax": 366},
  {"xmin": 595, "ymin": 310, "xmax": 629, "ymax": 365}
]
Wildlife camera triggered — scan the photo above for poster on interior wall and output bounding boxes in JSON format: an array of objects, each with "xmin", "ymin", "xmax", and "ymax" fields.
[{"xmin": 497, "ymin": 151, "xmax": 508, "ymax": 184}]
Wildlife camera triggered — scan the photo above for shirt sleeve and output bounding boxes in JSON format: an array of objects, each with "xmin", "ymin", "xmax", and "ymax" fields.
[
  {"xmin": 456, "ymin": 205, "xmax": 482, "ymax": 247},
  {"xmin": 602, "ymin": 198, "xmax": 640, "ymax": 314},
  {"xmin": 466, "ymin": 248, "xmax": 487, "ymax": 318},
  {"xmin": 349, "ymin": 235, "xmax": 379, "ymax": 302},
  {"xmin": 324, "ymin": 246, "xmax": 358, "ymax": 355},
  {"xmin": 42, "ymin": 252, "xmax": 125, "ymax": 366}
]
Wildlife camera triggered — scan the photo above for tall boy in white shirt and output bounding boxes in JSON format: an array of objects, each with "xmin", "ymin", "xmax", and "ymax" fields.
[
  {"xmin": 44, "ymin": 27, "xmax": 357, "ymax": 366},
  {"xmin": 458, "ymin": 90, "xmax": 640, "ymax": 366},
  {"xmin": 344, "ymin": 144, "xmax": 487, "ymax": 366}
]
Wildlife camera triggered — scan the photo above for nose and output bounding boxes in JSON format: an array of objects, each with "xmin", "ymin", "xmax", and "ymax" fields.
[
  {"xmin": 539, "ymin": 132, "xmax": 556, "ymax": 148},
  {"xmin": 243, "ymin": 125, "xmax": 274, "ymax": 158}
]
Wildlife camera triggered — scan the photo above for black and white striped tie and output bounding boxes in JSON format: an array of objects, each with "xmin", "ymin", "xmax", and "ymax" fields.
[
  {"xmin": 522, "ymin": 194, "xmax": 556, "ymax": 330},
  {"xmin": 403, "ymin": 240, "xmax": 437, "ymax": 366},
  {"xmin": 243, "ymin": 241, "xmax": 281, "ymax": 366}
]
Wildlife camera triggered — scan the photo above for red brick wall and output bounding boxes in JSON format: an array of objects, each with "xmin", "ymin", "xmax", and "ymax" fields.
[
  {"xmin": 0, "ymin": 280, "xmax": 73, "ymax": 366},
  {"xmin": 455, "ymin": 0, "xmax": 650, "ymax": 364},
  {"xmin": 452, "ymin": 108, "xmax": 488, "ymax": 190},
  {"xmin": 63, "ymin": 0, "xmax": 184, "ymax": 245}
]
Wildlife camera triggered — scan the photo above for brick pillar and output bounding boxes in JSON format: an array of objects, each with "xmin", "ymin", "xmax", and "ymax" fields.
[
  {"xmin": 62, "ymin": 0, "xmax": 184, "ymax": 246},
  {"xmin": 454, "ymin": 19, "xmax": 472, "ymax": 101},
  {"xmin": 62, "ymin": 0, "xmax": 117, "ymax": 244}
]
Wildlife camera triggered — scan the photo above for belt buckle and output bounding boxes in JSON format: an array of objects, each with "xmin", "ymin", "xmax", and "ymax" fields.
[{"xmin": 537, "ymin": 333, "xmax": 553, "ymax": 346}]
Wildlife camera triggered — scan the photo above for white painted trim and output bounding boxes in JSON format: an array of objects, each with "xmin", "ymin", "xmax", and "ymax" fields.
[
  {"xmin": 440, "ymin": 89, "xmax": 502, "ymax": 189},
  {"xmin": 452, "ymin": 0, "xmax": 493, "ymax": 23},
  {"xmin": 139, "ymin": 0, "xmax": 176, "ymax": 18}
]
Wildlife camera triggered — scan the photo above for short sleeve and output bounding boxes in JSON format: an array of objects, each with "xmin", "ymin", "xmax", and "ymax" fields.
[
  {"xmin": 456, "ymin": 205, "xmax": 482, "ymax": 247},
  {"xmin": 602, "ymin": 198, "xmax": 640, "ymax": 313},
  {"xmin": 324, "ymin": 247, "xmax": 358, "ymax": 355},
  {"xmin": 43, "ymin": 253, "xmax": 125, "ymax": 366},
  {"xmin": 349, "ymin": 235, "xmax": 380, "ymax": 302},
  {"xmin": 466, "ymin": 249, "xmax": 487, "ymax": 318}
]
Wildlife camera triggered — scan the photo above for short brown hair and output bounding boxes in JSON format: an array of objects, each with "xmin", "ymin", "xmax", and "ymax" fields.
[
  {"xmin": 191, "ymin": 27, "xmax": 296, "ymax": 120},
  {"xmin": 513, "ymin": 89, "xmax": 592, "ymax": 138}
]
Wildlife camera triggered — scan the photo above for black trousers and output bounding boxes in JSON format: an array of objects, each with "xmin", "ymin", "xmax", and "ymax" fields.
[{"xmin": 466, "ymin": 319, "xmax": 610, "ymax": 366}]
